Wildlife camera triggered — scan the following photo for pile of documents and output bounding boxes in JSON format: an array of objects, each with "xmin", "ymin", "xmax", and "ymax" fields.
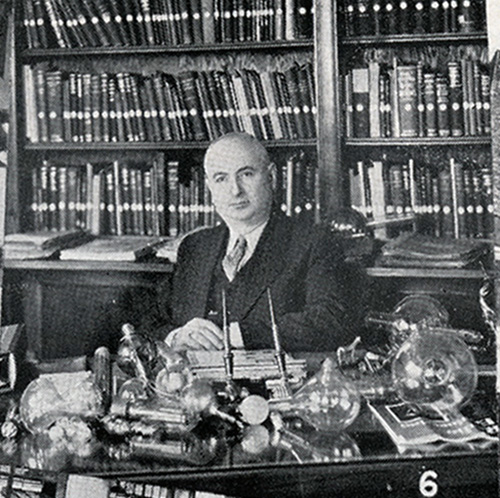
[
  {"xmin": 376, "ymin": 232, "xmax": 490, "ymax": 269},
  {"xmin": 4, "ymin": 230, "xmax": 93, "ymax": 260}
]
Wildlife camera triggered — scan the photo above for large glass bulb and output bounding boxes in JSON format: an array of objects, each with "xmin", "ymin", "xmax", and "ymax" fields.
[
  {"xmin": 288, "ymin": 358, "xmax": 361, "ymax": 432},
  {"xmin": 392, "ymin": 328, "xmax": 478, "ymax": 413}
]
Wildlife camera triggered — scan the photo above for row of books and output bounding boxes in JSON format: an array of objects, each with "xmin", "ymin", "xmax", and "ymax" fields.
[
  {"xmin": 350, "ymin": 157, "xmax": 493, "ymax": 239},
  {"xmin": 344, "ymin": 57, "xmax": 490, "ymax": 138},
  {"xmin": 23, "ymin": 0, "xmax": 313, "ymax": 49},
  {"xmin": 28, "ymin": 151, "xmax": 318, "ymax": 236},
  {"xmin": 24, "ymin": 63, "xmax": 316, "ymax": 144},
  {"xmin": 340, "ymin": 0, "xmax": 486, "ymax": 37},
  {"xmin": 29, "ymin": 155, "xmax": 205, "ymax": 237}
]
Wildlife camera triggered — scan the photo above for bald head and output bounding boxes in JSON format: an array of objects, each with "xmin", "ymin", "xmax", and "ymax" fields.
[
  {"xmin": 204, "ymin": 133, "xmax": 275, "ymax": 231},
  {"xmin": 204, "ymin": 132, "xmax": 271, "ymax": 172}
]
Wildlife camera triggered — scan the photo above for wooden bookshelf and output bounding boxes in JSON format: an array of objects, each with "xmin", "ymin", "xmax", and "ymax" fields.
[
  {"xmin": 24, "ymin": 138, "xmax": 318, "ymax": 151},
  {"xmin": 21, "ymin": 40, "xmax": 315, "ymax": 60},
  {"xmin": 341, "ymin": 31, "xmax": 488, "ymax": 46}
]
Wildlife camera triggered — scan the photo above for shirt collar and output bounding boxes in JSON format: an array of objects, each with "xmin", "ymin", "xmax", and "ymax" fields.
[{"xmin": 226, "ymin": 219, "xmax": 268, "ymax": 256}]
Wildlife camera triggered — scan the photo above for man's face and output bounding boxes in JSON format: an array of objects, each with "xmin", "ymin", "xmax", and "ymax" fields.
[{"xmin": 205, "ymin": 140, "xmax": 274, "ymax": 227}]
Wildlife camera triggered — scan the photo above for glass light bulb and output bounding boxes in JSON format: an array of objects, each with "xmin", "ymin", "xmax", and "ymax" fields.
[
  {"xmin": 289, "ymin": 358, "xmax": 361, "ymax": 432},
  {"xmin": 392, "ymin": 327, "xmax": 478, "ymax": 413}
]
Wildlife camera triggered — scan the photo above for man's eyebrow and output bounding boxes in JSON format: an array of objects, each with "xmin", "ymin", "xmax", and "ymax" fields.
[{"xmin": 236, "ymin": 165, "xmax": 257, "ymax": 173}]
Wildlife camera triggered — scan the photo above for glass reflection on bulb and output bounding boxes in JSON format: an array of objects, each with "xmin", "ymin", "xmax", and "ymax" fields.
[
  {"xmin": 392, "ymin": 327, "xmax": 478, "ymax": 413},
  {"xmin": 287, "ymin": 357, "xmax": 361, "ymax": 432}
]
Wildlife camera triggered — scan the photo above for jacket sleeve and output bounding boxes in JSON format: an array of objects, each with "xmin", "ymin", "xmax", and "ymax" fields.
[{"xmin": 240, "ymin": 228, "xmax": 368, "ymax": 352}]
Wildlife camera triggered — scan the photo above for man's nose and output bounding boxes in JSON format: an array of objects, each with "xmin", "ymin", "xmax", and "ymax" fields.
[{"xmin": 229, "ymin": 176, "xmax": 243, "ymax": 196}]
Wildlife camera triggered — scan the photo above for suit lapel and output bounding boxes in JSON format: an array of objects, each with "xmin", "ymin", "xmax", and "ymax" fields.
[
  {"xmin": 187, "ymin": 226, "xmax": 228, "ymax": 318},
  {"xmin": 231, "ymin": 212, "xmax": 292, "ymax": 320}
]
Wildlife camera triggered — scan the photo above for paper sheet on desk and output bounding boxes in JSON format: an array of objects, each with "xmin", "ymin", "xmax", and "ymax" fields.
[{"xmin": 186, "ymin": 349, "xmax": 307, "ymax": 382}]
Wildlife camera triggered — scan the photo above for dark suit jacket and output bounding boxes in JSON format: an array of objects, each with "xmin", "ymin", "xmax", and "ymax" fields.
[{"xmin": 146, "ymin": 210, "xmax": 365, "ymax": 352}]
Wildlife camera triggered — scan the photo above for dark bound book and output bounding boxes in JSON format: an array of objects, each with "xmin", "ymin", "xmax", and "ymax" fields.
[
  {"xmin": 354, "ymin": 0, "xmax": 372, "ymax": 36},
  {"xmin": 436, "ymin": 75, "xmax": 450, "ymax": 137},
  {"xmin": 428, "ymin": 0, "xmax": 442, "ymax": 33},
  {"xmin": 413, "ymin": 0, "xmax": 426, "ymax": 33},
  {"xmin": 397, "ymin": 0, "xmax": 412, "ymax": 34},
  {"xmin": 448, "ymin": 61, "xmax": 464, "ymax": 136},
  {"xmin": 457, "ymin": 0, "xmax": 474, "ymax": 32},
  {"xmin": 423, "ymin": 72, "xmax": 437, "ymax": 137},
  {"xmin": 35, "ymin": 68, "xmax": 49, "ymax": 143},
  {"xmin": 383, "ymin": 0, "xmax": 398, "ymax": 34},
  {"xmin": 45, "ymin": 70, "xmax": 64, "ymax": 142},
  {"xmin": 177, "ymin": 71, "xmax": 207, "ymax": 141},
  {"xmin": 396, "ymin": 65, "xmax": 418, "ymax": 138}
]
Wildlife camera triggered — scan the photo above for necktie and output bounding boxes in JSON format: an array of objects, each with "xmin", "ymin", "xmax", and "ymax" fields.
[{"xmin": 223, "ymin": 235, "xmax": 247, "ymax": 281}]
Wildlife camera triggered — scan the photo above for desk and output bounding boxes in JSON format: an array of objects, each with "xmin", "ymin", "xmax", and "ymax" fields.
[{"xmin": 0, "ymin": 361, "xmax": 496, "ymax": 498}]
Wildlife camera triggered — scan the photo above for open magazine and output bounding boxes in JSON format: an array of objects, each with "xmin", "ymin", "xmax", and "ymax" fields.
[{"xmin": 368, "ymin": 402, "xmax": 497, "ymax": 454}]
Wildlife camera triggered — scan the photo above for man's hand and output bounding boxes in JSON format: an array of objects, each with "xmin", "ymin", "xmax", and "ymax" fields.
[{"xmin": 166, "ymin": 318, "xmax": 224, "ymax": 351}]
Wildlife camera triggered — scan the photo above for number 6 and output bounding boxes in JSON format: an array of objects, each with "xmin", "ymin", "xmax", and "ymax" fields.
[{"xmin": 419, "ymin": 469, "xmax": 438, "ymax": 497}]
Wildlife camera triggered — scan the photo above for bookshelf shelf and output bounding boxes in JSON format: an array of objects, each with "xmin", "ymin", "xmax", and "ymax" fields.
[
  {"xmin": 344, "ymin": 137, "xmax": 492, "ymax": 147},
  {"xmin": 20, "ymin": 40, "xmax": 314, "ymax": 61},
  {"xmin": 366, "ymin": 267, "xmax": 488, "ymax": 280},
  {"xmin": 341, "ymin": 32, "xmax": 488, "ymax": 47},
  {"xmin": 24, "ymin": 139, "xmax": 318, "ymax": 152},
  {"xmin": 3, "ymin": 259, "xmax": 174, "ymax": 273}
]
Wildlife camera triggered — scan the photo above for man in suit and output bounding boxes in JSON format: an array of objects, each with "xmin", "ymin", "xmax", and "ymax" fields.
[{"xmin": 147, "ymin": 132, "xmax": 361, "ymax": 352}]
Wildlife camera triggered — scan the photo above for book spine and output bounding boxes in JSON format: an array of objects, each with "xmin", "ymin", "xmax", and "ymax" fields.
[
  {"xmin": 423, "ymin": 72, "xmax": 437, "ymax": 137},
  {"xmin": 480, "ymin": 165, "xmax": 494, "ymax": 237},
  {"xmin": 75, "ymin": 72, "xmax": 85, "ymax": 142},
  {"xmin": 429, "ymin": 0, "xmax": 442, "ymax": 33},
  {"xmin": 100, "ymin": 73, "xmax": 111, "ymax": 142},
  {"xmin": 397, "ymin": 0, "xmax": 411, "ymax": 34},
  {"xmin": 448, "ymin": 61, "xmax": 464, "ymax": 136},
  {"xmin": 354, "ymin": 0, "xmax": 372, "ymax": 36},
  {"xmin": 413, "ymin": 0, "xmax": 426, "ymax": 33},
  {"xmin": 128, "ymin": 74, "xmax": 147, "ymax": 141},
  {"xmin": 457, "ymin": 0, "xmax": 474, "ymax": 32},
  {"xmin": 471, "ymin": 60, "xmax": 483, "ymax": 136},
  {"xmin": 90, "ymin": 74, "xmax": 102, "ymax": 142},
  {"xmin": 154, "ymin": 153, "xmax": 167, "ymax": 235},
  {"xmin": 167, "ymin": 160, "xmax": 179, "ymax": 236},
  {"xmin": 82, "ymin": 73, "xmax": 93, "ymax": 142},
  {"xmin": 397, "ymin": 65, "xmax": 418, "ymax": 138},
  {"xmin": 470, "ymin": 165, "xmax": 484, "ymax": 237},
  {"xmin": 57, "ymin": 165, "xmax": 68, "ymax": 230},
  {"xmin": 435, "ymin": 75, "xmax": 450, "ymax": 137},
  {"xmin": 368, "ymin": 61, "xmax": 381, "ymax": 138},
  {"xmin": 351, "ymin": 67, "xmax": 370, "ymax": 138},
  {"xmin": 177, "ymin": 72, "xmax": 207, "ymax": 141},
  {"xmin": 32, "ymin": 0, "xmax": 49, "ymax": 47},
  {"xmin": 382, "ymin": 0, "xmax": 397, "ymax": 34},
  {"xmin": 35, "ymin": 67, "xmax": 49, "ymax": 143},
  {"xmin": 46, "ymin": 70, "xmax": 64, "ymax": 142},
  {"xmin": 23, "ymin": 0, "xmax": 40, "ymax": 48},
  {"xmin": 480, "ymin": 73, "xmax": 490, "ymax": 135}
]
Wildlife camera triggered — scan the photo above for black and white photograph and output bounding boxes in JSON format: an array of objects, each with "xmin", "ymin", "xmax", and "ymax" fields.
[{"xmin": 0, "ymin": 0, "xmax": 498, "ymax": 496}]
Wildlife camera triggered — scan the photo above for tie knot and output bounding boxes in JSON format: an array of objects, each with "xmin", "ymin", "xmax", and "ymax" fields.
[{"xmin": 223, "ymin": 235, "xmax": 248, "ymax": 281}]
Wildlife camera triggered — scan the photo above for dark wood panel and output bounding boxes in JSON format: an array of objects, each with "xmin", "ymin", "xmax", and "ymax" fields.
[{"xmin": 6, "ymin": 268, "xmax": 171, "ymax": 360}]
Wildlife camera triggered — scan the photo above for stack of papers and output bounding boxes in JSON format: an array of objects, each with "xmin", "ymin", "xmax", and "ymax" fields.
[
  {"xmin": 59, "ymin": 236, "xmax": 165, "ymax": 262},
  {"xmin": 186, "ymin": 349, "xmax": 307, "ymax": 383},
  {"xmin": 4, "ymin": 230, "xmax": 93, "ymax": 260},
  {"xmin": 376, "ymin": 233, "xmax": 490, "ymax": 269}
]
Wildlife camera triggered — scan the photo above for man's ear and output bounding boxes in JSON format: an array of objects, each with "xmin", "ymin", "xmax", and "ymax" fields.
[{"xmin": 268, "ymin": 162, "xmax": 277, "ymax": 190}]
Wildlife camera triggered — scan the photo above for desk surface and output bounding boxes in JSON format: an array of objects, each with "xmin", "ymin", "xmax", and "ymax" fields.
[{"xmin": 0, "ymin": 361, "xmax": 496, "ymax": 498}]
